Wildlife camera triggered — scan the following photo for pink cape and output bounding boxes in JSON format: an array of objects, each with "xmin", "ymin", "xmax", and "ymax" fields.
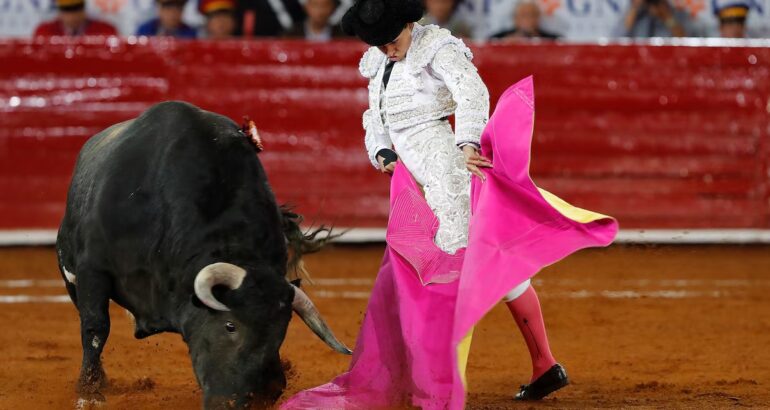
[{"xmin": 281, "ymin": 76, "xmax": 618, "ymax": 409}]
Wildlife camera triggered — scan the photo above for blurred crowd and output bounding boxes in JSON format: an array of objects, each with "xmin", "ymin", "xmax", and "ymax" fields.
[
  {"xmin": 33, "ymin": 0, "xmax": 346, "ymax": 40},
  {"xmin": 33, "ymin": 0, "xmax": 758, "ymax": 41}
]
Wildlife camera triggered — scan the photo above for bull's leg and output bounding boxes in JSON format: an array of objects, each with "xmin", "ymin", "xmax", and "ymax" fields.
[
  {"xmin": 76, "ymin": 271, "xmax": 112, "ymax": 400},
  {"xmin": 58, "ymin": 264, "xmax": 78, "ymax": 305},
  {"xmin": 63, "ymin": 275, "xmax": 78, "ymax": 306},
  {"xmin": 64, "ymin": 282, "xmax": 78, "ymax": 305}
]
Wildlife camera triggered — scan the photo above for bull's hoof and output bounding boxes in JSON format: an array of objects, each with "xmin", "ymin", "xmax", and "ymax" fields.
[
  {"xmin": 77, "ymin": 366, "xmax": 108, "ymax": 394},
  {"xmin": 514, "ymin": 363, "xmax": 569, "ymax": 401},
  {"xmin": 75, "ymin": 394, "xmax": 106, "ymax": 410}
]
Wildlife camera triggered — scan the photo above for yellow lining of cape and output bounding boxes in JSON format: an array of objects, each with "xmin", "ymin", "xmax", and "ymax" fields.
[
  {"xmin": 457, "ymin": 328, "xmax": 474, "ymax": 387},
  {"xmin": 537, "ymin": 188, "xmax": 611, "ymax": 224}
]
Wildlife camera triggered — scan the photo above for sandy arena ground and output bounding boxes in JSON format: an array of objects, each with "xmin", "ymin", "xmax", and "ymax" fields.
[{"xmin": 0, "ymin": 244, "xmax": 768, "ymax": 409}]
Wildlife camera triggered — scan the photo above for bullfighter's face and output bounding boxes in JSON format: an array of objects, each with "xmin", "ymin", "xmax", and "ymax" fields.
[
  {"xmin": 185, "ymin": 271, "xmax": 295, "ymax": 408},
  {"xmin": 378, "ymin": 23, "xmax": 414, "ymax": 62}
]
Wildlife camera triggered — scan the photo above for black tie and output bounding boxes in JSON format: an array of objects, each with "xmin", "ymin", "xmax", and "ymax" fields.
[{"xmin": 382, "ymin": 60, "xmax": 395, "ymax": 90}]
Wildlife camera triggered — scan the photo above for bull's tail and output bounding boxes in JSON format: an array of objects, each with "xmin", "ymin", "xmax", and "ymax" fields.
[{"xmin": 281, "ymin": 205, "xmax": 344, "ymax": 285}]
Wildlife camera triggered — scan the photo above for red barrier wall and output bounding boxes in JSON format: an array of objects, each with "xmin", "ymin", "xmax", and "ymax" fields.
[{"xmin": 1, "ymin": 38, "xmax": 769, "ymax": 230}]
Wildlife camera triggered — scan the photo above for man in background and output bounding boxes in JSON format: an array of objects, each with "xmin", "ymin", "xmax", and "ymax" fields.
[
  {"xmin": 33, "ymin": 0, "xmax": 117, "ymax": 36},
  {"xmin": 420, "ymin": 0, "xmax": 473, "ymax": 38},
  {"xmin": 200, "ymin": 0, "xmax": 239, "ymax": 39},
  {"xmin": 235, "ymin": 0, "xmax": 305, "ymax": 37},
  {"xmin": 713, "ymin": 0, "xmax": 750, "ymax": 38},
  {"xmin": 137, "ymin": 0, "xmax": 198, "ymax": 38},
  {"xmin": 284, "ymin": 0, "xmax": 347, "ymax": 41},
  {"xmin": 617, "ymin": 0, "xmax": 691, "ymax": 37},
  {"xmin": 490, "ymin": 0, "xmax": 559, "ymax": 40}
]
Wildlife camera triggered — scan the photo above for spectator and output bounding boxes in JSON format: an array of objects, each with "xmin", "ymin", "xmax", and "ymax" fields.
[
  {"xmin": 236, "ymin": 0, "xmax": 306, "ymax": 37},
  {"xmin": 200, "ymin": 0, "xmax": 238, "ymax": 39},
  {"xmin": 419, "ymin": 0, "xmax": 472, "ymax": 38},
  {"xmin": 617, "ymin": 0, "xmax": 690, "ymax": 37},
  {"xmin": 490, "ymin": 0, "xmax": 559, "ymax": 40},
  {"xmin": 713, "ymin": 0, "xmax": 749, "ymax": 38},
  {"xmin": 137, "ymin": 0, "xmax": 198, "ymax": 38},
  {"xmin": 33, "ymin": 0, "xmax": 118, "ymax": 36},
  {"xmin": 284, "ymin": 0, "xmax": 347, "ymax": 41}
]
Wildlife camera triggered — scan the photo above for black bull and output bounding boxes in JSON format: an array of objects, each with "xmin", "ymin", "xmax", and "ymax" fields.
[{"xmin": 56, "ymin": 101, "xmax": 351, "ymax": 408}]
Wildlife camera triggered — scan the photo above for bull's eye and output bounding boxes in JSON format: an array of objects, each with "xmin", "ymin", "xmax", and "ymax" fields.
[{"xmin": 225, "ymin": 321, "xmax": 236, "ymax": 333}]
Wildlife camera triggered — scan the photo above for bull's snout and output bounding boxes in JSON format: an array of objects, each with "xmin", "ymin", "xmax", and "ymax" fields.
[
  {"xmin": 203, "ymin": 389, "xmax": 282, "ymax": 410},
  {"xmin": 202, "ymin": 369, "xmax": 286, "ymax": 410}
]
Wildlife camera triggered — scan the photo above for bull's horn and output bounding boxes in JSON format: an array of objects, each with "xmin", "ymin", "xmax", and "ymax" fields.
[
  {"xmin": 194, "ymin": 263, "xmax": 247, "ymax": 312},
  {"xmin": 291, "ymin": 285, "xmax": 353, "ymax": 355}
]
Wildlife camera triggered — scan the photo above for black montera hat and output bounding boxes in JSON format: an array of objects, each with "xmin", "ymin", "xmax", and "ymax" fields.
[
  {"xmin": 341, "ymin": 0, "xmax": 424, "ymax": 46},
  {"xmin": 56, "ymin": 0, "xmax": 86, "ymax": 11}
]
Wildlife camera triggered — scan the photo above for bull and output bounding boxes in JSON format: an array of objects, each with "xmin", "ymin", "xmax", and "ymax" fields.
[{"xmin": 55, "ymin": 101, "xmax": 350, "ymax": 408}]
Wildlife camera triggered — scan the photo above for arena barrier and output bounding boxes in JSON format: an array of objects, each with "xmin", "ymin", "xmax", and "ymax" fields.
[{"xmin": 1, "ymin": 37, "xmax": 769, "ymax": 244}]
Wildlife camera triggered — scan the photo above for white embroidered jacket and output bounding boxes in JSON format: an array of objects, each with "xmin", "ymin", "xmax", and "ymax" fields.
[{"xmin": 359, "ymin": 23, "xmax": 490, "ymax": 168}]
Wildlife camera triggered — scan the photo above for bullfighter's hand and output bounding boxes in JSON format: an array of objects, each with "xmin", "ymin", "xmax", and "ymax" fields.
[
  {"xmin": 378, "ymin": 156, "xmax": 396, "ymax": 174},
  {"xmin": 462, "ymin": 145, "xmax": 492, "ymax": 182}
]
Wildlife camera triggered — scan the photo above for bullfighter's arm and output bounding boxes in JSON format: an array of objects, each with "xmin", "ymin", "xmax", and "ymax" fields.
[
  {"xmin": 363, "ymin": 108, "xmax": 393, "ymax": 169},
  {"xmin": 429, "ymin": 44, "xmax": 490, "ymax": 148}
]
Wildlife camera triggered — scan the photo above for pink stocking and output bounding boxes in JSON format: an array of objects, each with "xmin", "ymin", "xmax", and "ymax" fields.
[{"xmin": 505, "ymin": 285, "xmax": 557, "ymax": 382}]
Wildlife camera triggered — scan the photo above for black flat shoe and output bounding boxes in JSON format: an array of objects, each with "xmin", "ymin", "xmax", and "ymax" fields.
[{"xmin": 514, "ymin": 363, "xmax": 569, "ymax": 401}]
